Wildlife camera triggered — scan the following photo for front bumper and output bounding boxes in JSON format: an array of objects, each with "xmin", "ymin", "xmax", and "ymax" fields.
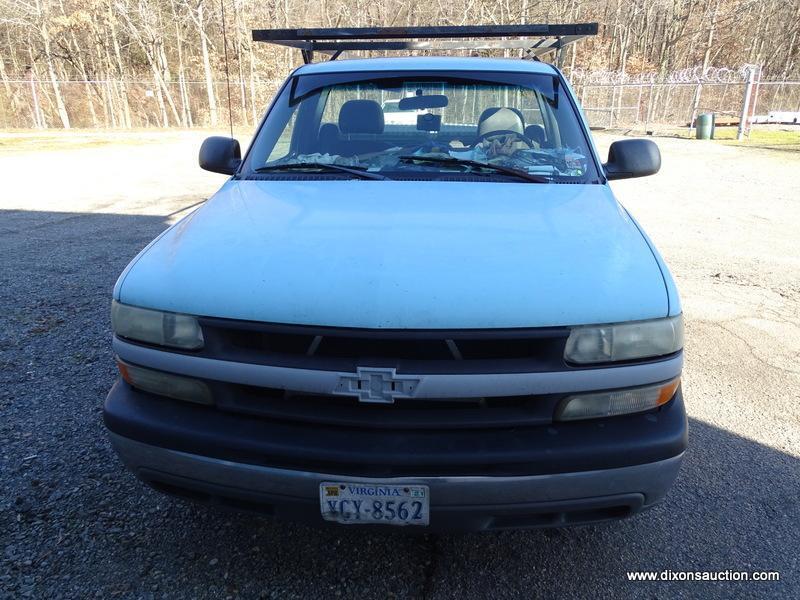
[{"xmin": 104, "ymin": 381, "xmax": 687, "ymax": 531}]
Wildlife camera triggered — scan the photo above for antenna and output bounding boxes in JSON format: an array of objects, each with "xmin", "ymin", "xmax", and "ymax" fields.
[{"xmin": 219, "ymin": 0, "xmax": 234, "ymax": 138}]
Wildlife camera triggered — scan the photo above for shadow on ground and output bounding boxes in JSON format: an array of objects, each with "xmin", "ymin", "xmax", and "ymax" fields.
[{"xmin": 0, "ymin": 209, "xmax": 797, "ymax": 598}]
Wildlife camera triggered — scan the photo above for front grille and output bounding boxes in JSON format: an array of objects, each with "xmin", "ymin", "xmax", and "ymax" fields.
[
  {"xmin": 198, "ymin": 317, "xmax": 570, "ymax": 374},
  {"xmin": 212, "ymin": 382, "xmax": 562, "ymax": 430},
  {"xmin": 134, "ymin": 318, "xmax": 573, "ymax": 431}
]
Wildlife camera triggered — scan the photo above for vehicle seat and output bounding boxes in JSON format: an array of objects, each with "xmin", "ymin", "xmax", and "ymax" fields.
[
  {"xmin": 317, "ymin": 122, "xmax": 340, "ymax": 155},
  {"xmin": 477, "ymin": 107, "xmax": 525, "ymax": 138},
  {"xmin": 524, "ymin": 124, "xmax": 547, "ymax": 147},
  {"xmin": 337, "ymin": 100, "xmax": 391, "ymax": 156}
]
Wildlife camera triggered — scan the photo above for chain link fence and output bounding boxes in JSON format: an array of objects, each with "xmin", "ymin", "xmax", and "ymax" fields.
[
  {"xmin": 572, "ymin": 81, "xmax": 800, "ymax": 130},
  {"xmin": 567, "ymin": 65, "xmax": 800, "ymax": 132},
  {"xmin": 1, "ymin": 68, "xmax": 799, "ymax": 132},
  {"xmin": 0, "ymin": 79, "xmax": 284, "ymax": 130}
]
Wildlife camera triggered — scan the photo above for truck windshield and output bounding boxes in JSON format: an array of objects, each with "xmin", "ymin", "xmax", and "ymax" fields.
[{"xmin": 245, "ymin": 71, "xmax": 599, "ymax": 182}]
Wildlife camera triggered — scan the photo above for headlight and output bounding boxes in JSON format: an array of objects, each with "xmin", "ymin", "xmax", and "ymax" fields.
[
  {"xmin": 564, "ymin": 315, "xmax": 683, "ymax": 364},
  {"xmin": 111, "ymin": 301, "xmax": 204, "ymax": 350},
  {"xmin": 556, "ymin": 378, "xmax": 680, "ymax": 421},
  {"xmin": 117, "ymin": 360, "xmax": 212, "ymax": 405}
]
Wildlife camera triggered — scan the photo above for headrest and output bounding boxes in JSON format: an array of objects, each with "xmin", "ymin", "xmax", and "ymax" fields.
[
  {"xmin": 318, "ymin": 122, "xmax": 340, "ymax": 140},
  {"xmin": 524, "ymin": 124, "xmax": 546, "ymax": 146},
  {"xmin": 478, "ymin": 107, "xmax": 525, "ymax": 137},
  {"xmin": 339, "ymin": 100, "xmax": 384, "ymax": 134}
]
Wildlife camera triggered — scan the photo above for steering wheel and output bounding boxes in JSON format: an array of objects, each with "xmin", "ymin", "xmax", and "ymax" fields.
[{"xmin": 473, "ymin": 129, "xmax": 536, "ymax": 149}]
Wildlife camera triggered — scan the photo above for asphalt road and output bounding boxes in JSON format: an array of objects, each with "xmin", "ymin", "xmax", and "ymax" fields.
[{"xmin": 0, "ymin": 131, "xmax": 798, "ymax": 598}]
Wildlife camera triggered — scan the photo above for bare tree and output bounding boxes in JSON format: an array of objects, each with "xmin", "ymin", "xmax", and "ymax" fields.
[{"xmin": 0, "ymin": 0, "xmax": 799, "ymax": 128}]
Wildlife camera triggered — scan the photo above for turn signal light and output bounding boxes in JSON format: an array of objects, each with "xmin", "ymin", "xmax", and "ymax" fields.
[
  {"xmin": 117, "ymin": 360, "xmax": 212, "ymax": 405},
  {"xmin": 556, "ymin": 378, "xmax": 680, "ymax": 421}
]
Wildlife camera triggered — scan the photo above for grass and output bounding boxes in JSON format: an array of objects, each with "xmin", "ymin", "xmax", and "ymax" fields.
[
  {"xmin": 718, "ymin": 128, "xmax": 800, "ymax": 151},
  {"xmin": 654, "ymin": 126, "xmax": 800, "ymax": 151},
  {"xmin": 0, "ymin": 127, "xmax": 252, "ymax": 154},
  {"xmin": 2, "ymin": 124, "xmax": 798, "ymax": 154},
  {"xmin": 0, "ymin": 132, "xmax": 150, "ymax": 153}
]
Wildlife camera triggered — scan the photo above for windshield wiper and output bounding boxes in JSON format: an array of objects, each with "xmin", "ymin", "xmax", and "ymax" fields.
[
  {"xmin": 254, "ymin": 162, "xmax": 388, "ymax": 180},
  {"xmin": 398, "ymin": 155, "xmax": 550, "ymax": 183}
]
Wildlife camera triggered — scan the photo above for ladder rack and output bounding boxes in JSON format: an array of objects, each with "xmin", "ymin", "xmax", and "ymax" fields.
[{"xmin": 252, "ymin": 24, "xmax": 599, "ymax": 65}]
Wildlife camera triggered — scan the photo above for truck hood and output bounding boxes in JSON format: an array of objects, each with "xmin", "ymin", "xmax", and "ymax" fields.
[{"xmin": 116, "ymin": 180, "xmax": 668, "ymax": 329}]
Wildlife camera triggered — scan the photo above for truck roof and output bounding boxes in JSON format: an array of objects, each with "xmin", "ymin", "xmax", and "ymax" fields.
[{"xmin": 294, "ymin": 56, "xmax": 558, "ymax": 76}]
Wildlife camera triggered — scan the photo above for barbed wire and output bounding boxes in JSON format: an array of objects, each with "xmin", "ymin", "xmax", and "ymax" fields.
[
  {"xmin": 3, "ymin": 78, "xmax": 286, "ymax": 85},
  {"xmin": 567, "ymin": 64, "xmax": 764, "ymax": 85},
  {"xmin": 5, "ymin": 66, "xmax": 795, "ymax": 87}
]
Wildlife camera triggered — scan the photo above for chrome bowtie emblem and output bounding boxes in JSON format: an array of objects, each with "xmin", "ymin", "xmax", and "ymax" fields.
[{"xmin": 334, "ymin": 367, "xmax": 421, "ymax": 404}]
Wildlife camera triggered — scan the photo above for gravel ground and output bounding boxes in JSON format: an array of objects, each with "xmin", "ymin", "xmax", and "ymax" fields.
[{"xmin": 0, "ymin": 131, "xmax": 798, "ymax": 599}]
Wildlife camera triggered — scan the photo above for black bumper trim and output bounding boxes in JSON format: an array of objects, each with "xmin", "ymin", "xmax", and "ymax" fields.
[
  {"xmin": 103, "ymin": 379, "xmax": 687, "ymax": 478},
  {"xmin": 138, "ymin": 467, "xmax": 646, "ymax": 531}
]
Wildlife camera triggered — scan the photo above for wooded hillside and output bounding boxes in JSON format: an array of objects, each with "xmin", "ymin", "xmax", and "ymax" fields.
[{"xmin": 1, "ymin": 0, "xmax": 798, "ymax": 128}]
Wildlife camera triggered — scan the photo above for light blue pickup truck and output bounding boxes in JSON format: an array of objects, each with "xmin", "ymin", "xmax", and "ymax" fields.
[{"xmin": 104, "ymin": 25, "xmax": 686, "ymax": 531}]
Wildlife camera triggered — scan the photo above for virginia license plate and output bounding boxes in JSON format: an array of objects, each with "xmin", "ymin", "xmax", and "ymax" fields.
[{"xmin": 319, "ymin": 482, "xmax": 430, "ymax": 526}]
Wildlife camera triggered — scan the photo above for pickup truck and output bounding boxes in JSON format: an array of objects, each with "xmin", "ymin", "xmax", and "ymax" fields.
[{"xmin": 104, "ymin": 55, "xmax": 686, "ymax": 531}]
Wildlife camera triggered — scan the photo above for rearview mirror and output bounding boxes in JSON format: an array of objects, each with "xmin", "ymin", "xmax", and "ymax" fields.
[
  {"xmin": 199, "ymin": 136, "xmax": 241, "ymax": 175},
  {"xmin": 603, "ymin": 139, "xmax": 660, "ymax": 180},
  {"xmin": 398, "ymin": 95, "xmax": 448, "ymax": 110}
]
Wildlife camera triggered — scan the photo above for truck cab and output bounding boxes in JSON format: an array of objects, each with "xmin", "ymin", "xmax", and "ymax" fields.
[{"xmin": 104, "ymin": 34, "xmax": 686, "ymax": 531}]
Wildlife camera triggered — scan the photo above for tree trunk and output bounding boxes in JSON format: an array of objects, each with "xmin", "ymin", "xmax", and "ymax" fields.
[
  {"xmin": 108, "ymin": 8, "xmax": 132, "ymax": 128},
  {"xmin": 175, "ymin": 20, "xmax": 193, "ymax": 127},
  {"xmin": 234, "ymin": 0, "xmax": 248, "ymax": 126},
  {"xmin": 117, "ymin": 7, "xmax": 182, "ymax": 126},
  {"xmin": 152, "ymin": 68, "xmax": 170, "ymax": 126},
  {"xmin": 153, "ymin": 46, "xmax": 182, "ymax": 125},
  {"xmin": 249, "ymin": 35, "xmax": 258, "ymax": 126},
  {"xmin": 69, "ymin": 33, "xmax": 99, "ymax": 128},
  {"xmin": 36, "ymin": 0, "xmax": 70, "ymax": 128},
  {"xmin": 28, "ymin": 44, "xmax": 48, "ymax": 128},
  {"xmin": 197, "ymin": 1, "xmax": 219, "ymax": 126}
]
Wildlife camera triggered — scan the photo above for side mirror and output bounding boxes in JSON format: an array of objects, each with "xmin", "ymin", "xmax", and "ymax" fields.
[
  {"xmin": 603, "ymin": 139, "xmax": 660, "ymax": 180},
  {"xmin": 199, "ymin": 136, "xmax": 241, "ymax": 175}
]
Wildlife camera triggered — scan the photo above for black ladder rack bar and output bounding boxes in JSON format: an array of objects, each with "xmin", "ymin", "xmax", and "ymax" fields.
[
  {"xmin": 252, "ymin": 23, "xmax": 599, "ymax": 64},
  {"xmin": 252, "ymin": 24, "xmax": 598, "ymax": 42},
  {"xmin": 273, "ymin": 39, "xmax": 574, "ymax": 53}
]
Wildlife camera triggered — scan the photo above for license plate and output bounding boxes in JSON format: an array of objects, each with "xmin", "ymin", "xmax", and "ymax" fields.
[{"xmin": 319, "ymin": 482, "xmax": 430, "ymax": 526}]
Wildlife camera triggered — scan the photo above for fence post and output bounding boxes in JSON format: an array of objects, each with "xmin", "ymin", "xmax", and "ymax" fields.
[
  {"xmin": 737, "ymin": 67, "xmax": 756, "ymax": 141},
  {"xmin": 749, "ymin": 65, "xmax": 762, "ymax": 126},
  {"xmin": 636, "ymin": 84, "xmax": 643, "ymax": 124},
  {"xmin": 688, "ymin": 82, "xmax": 703, "ymax": 136},
  {"xmin": 609, "ymin": 85, "xmax": 616, "ymax": 128},
  {"xmin": 644, "ymin": 81, "xmax": 655, "ymax": 130}
]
